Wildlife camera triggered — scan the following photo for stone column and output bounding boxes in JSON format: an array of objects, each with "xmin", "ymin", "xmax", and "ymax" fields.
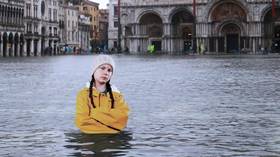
[
  {"xmin": 0, "ymin": 38, "xmax": 2, "ymax": 57},
  {"xmin": 163, "ymin": 23, "xmax": 171, "ymax": 54},
  {"xmin": 216, "ymin": 38, "xmax": 218, "ymax": 53},
  {"xmin": 38, "ymin": 38, "xmax": 41, "ymax": 56}
]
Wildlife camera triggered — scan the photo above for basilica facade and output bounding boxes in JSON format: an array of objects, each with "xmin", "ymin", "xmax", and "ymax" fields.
[{"xmin": 119, "ymin": 0, "xmax": 280, "ymax": 54}]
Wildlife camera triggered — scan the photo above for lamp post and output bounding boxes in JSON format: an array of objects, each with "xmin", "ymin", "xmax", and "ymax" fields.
[{"xmin": 117, "ymin": 0, "xmax": 122, "ymax": 53}]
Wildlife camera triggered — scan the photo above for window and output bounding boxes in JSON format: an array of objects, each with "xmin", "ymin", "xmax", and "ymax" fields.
[
  {"xmin": 34, "ymin": 5, "xmax": 38, "ymax": 18},
  {"xmin": 34, "ymin": 24, "xmax": 38, "ymax": 33},
  {"xmin": 114, "ymin": 6, "xmax": 118, "ymax": 17},
  {"xmin": 68, "ymin": 31, "xmax": 70, "ymax": 41},
  {"xmin": 26, "ymin": 4, "xmax": 31, "ymax": 17},
  {"xmin": 72, "ymin": 31, "xmax": 74, "ymax": 41},
  {"xmin": 53, "ymin": 9, "xmax": 57, "ymax": 21},
  {"xmin": 114, "ymin": 21, "xmax": 118, "ymax": 28},
  {"xmin": 49, "ymin": 27, "xmax": 52, "ymax": 35},
  {"xmin": 48, "ymin": 8, "xmax": 52, "ymax": 20},
  {"xmin": 54, "ymin": 27, "xmax": 57, "ymax": 35},
  {"xmin": 27, "ymin": 23, "xmax": 32, "ymax": 32}
]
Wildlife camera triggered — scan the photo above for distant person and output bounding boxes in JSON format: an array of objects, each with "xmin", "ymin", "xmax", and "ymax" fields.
[
  {"xmin": 148, "ymin": 44, "xmax": 155, "ymax": 54},
  {"xmin": 75, "ymin": 55, "xmax": 130, "ymax": 134}
]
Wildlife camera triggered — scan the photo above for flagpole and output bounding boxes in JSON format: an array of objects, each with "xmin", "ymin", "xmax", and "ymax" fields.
[
  {"xmin": 272, "ymin": 0, "xmax": 276, "ymax": 17},
  {"xmin": 117, "ymin": 0, "xmax": 122, "ymax": 53}
]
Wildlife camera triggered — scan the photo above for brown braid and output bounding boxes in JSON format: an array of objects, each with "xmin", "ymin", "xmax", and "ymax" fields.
[
  {"xmin": 89, "ymin": 75, "xmax": 115, "ymax": 108},
  {"xmin": 89, "ymin": 75, "xmax": 96, "ymax": 108},
  {"xmin": 106, "ymin": 81, "xmax": 115, "ymax": 108}
]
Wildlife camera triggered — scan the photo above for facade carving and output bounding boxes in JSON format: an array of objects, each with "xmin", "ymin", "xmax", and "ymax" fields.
[{"xmin": 117, "ymin": 0, "xmax": 280, "ymax": 54}]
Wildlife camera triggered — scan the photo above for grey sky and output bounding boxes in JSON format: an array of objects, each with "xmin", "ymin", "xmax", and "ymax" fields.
[{"xmin": 90, "ymin": 0, "xmax": 109, "ymax": 9}]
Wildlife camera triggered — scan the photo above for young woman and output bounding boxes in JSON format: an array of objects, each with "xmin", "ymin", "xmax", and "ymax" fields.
[{"xmin": 75, "ymin": 55, "xmax": 129, "ymax": 134}]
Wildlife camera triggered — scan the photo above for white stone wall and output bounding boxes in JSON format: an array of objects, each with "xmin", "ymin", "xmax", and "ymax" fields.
[
  {"xmin": 65, "ymin": 6, "xmax": 79, "ymax": 47},
  {"xmin": 108, "ymin": 0, "xmax": 118, "ymax": 51}
]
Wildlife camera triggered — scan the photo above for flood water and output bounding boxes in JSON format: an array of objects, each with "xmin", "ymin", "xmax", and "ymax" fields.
[{"xmin": 0, "ymin": 55, "xmax": 280, "ymax": 157}]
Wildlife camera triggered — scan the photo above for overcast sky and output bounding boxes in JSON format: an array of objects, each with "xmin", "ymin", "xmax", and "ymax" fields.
[{"xmin": 90, "ymin": 0, "xmax": 109, "ymax": 9}]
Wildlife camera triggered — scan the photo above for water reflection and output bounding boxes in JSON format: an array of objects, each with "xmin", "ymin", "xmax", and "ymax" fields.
[{"xmin": 64, "ymin": 131, "xmax": 133, "ymax": 157}]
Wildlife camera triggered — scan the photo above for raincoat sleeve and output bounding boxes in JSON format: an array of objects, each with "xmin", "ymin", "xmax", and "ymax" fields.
[
  {"xmin": 90, "ymin": 93, "xmax": 130, "ymax": 130},
  {"xmin": 75, "ymin": 89, "xmax": 97, "ymax": 130}
]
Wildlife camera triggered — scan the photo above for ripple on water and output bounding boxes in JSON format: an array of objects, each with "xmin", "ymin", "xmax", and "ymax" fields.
[{"xmin": 0, "ymin": 56, "xmax": 280, "ymax": 156}]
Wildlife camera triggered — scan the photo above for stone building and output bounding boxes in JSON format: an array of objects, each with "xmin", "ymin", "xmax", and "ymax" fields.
[
  {"xmin": 0, "ymin": 0, "xmax": 25, "ymax": 57},
  {"xmin": 78, "ymin": 12, "xmax": 91, "ymax": 53},
  {"xmin": 24, "ymin": 0, "xmax": 60, "ymax": 56},
  {"xmin": 79, "ymin": 0, "xmax": 99, "ymax": 51},
  {"xmin": 62, "ymin": 4, "xmax": 79, "ymax": 54},
  {"xmin": 99, "ymin": 9, "xmax": 109, "ymax": 51},
  {"xmin": 108, "ymin": 0, "xmax": 118, "ymax": 52},
  {"xmin": 118, "ymin": 0, "xmax": 280, "ymax": 54}
]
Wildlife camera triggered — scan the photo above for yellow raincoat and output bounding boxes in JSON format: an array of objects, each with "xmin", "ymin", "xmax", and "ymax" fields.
[{"xmin": 75, "ymin": 86, "xmax": 129, "ymax": 134}]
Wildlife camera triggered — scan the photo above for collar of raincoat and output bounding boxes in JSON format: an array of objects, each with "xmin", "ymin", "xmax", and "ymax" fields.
[{"xmin": 85, "ymin": 82, "xmax": 120, "ymax": 96}]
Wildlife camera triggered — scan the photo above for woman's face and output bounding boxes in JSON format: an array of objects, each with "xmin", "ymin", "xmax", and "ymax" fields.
[{"xmin": 94, "ymin": 64, "xmax": 113, "ymax": 85}]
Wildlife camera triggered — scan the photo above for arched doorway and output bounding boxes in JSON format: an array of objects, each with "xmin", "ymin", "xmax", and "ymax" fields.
[
  {"xmin": 3, "ymin": 32, "xmax": 7, "ymax": 57},
  {"xmin": 139, "ymin": 12, "xmax": 163, "ymax": 53},
  {"xmin": 170, "ymin": 9, "xmax": 194, "ymax": 53},
  {"xmin": 263, "ymin": 8, "xmax": 280, "ymax": 53},
  {"xmin": 210, "ymin": 2, "xmax": 247, "ymax": 53},
  {"xmin": 8, "ymin": 33, "xmax": 13, "ymax": 56},
  {"xmin": 26, "ymin": 39, "xmax": 31, "ymax": 56},
  {"xmin": 221, "ymin": 23, "xmax": 241, "ymax": 53},
  {"xmin": 34, "ymin": 39, "xmax": 38, "ymax": 56},
  {"xmin": 14, "ymin": 33, "xmax": 19, "ymax": 57},
  {"xmin": 19, "ymin": 34, "xmax": 24, "ymax": 56}
]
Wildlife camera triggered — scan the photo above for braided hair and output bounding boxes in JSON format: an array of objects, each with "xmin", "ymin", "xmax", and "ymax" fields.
[{"xmin": 88, "ymin": 75, "xmax": 115, "ymax": 109}]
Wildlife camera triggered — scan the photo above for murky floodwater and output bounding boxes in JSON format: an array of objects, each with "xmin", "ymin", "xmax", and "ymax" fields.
[{"xmin": 0, "ymin": 55, "xmax": 280, "ymax": 157}]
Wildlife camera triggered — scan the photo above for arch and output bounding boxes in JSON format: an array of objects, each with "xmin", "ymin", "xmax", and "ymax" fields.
[
  {"xmin": 137, "ymin": 10, "xmax": 163, "ymax": 24},
  {"xmin": 8, "ymin": 32, "xmax": 13, "ymax": 44},
  {"xmin": 169, "ymin": 8, "xmax": 195, "ymax": 53},
  {"xmin": 220, "ymin": 23, "xmax": 241, "ymax": 35},
  {"xmin": 19, "ymin": 34, "xmax": 24, "ymax": 57},
  {"xmin": 207, "ymin": 0, "xmax": 248, "ymax": 22},
  {"xmin": 217, "ymin": 20, "xmax": 245, "ymax": 36},
  {"xmin": 139, "ymin": 12, "xmax": 163, "ymax": 25},
  {"xmin": 262, "ymin": 6, "xmax": 280, "ymax": 53},
  {"xmin": 168, "ymin": 7, "xmax": 194, "ymax": 23},
  {"xmin": 8, "ymin": 33, "xmax": 13, "ymax": 56},
  {"xmin": 136, "ymin": 10, "xmax": 164, "ymax": 53},
  {"xmin": 3, "ymin": 32, "xmax": 8, "ymax": 57},
  {"xmin": 262, "ymin": 6, "xmax": 280, "ymax": 22},
  {"xmin": 41, "ymin": 26, "xmax": 46, "ymax": 36},
  {"xmin": 138, "ymin": 12, "xmax": 163, "ymax": 38},
  {"xmin": 14, "ymin": 33, "xmax": 19, "ymax": 57},
  {"xmin": 220, "ymin": 23, "xmax": 241, "ymax": 53},
  {"xmin": 170, "ymin": 8, "xmax": 194, "ymax": 37}
]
